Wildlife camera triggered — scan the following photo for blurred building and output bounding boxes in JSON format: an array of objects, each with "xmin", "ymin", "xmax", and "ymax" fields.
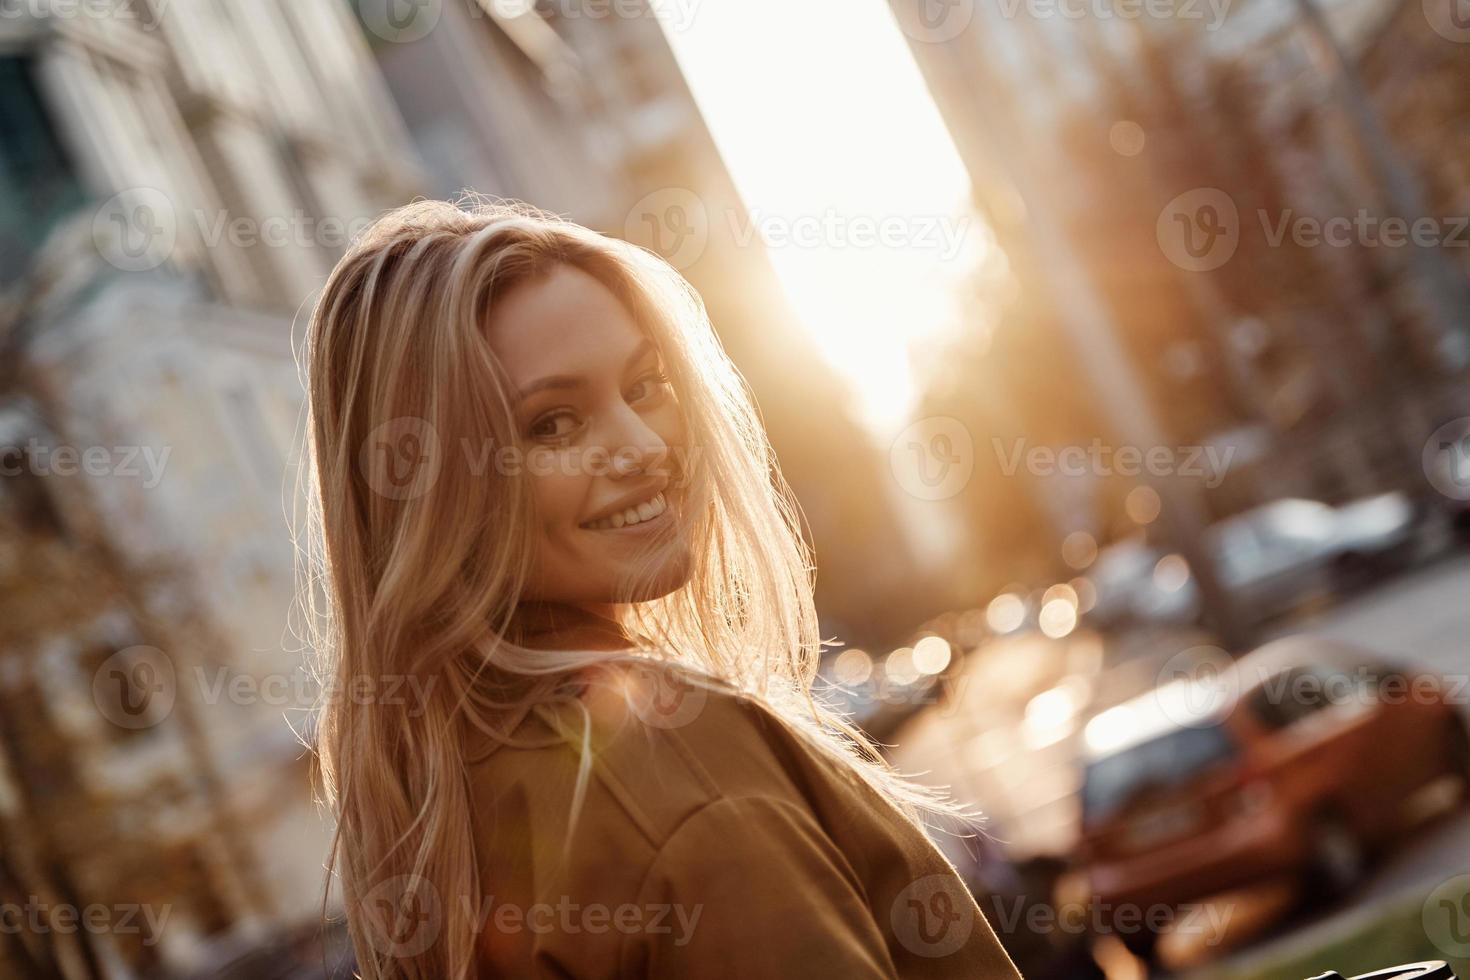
[
  {"xmin": 889, "ymin": 0, "xmax": 1470, "ymax": 599},
  {"xmin": 359, "ymin": 0, "xmax": 943, "ymax": 647},
  {"xmin": 0, "ymin": 1, "xmax": 422, "ymax": 974}
]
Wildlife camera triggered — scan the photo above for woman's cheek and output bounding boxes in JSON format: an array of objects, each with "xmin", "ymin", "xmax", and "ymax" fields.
[{"xmin": 524, "ymin": 445, "xmax": 557, "ymax": 479}]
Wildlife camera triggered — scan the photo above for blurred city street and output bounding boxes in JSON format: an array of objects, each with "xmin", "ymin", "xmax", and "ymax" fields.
[
  {"xmin": 4, "ymin": 0, "xmax": 1470, "ymax": 976},
  {"xmin": 1271, "ymin": 553, "xmax": 1470, "ymax": 679},
  {"xmin": 1189, "ymin": 552, "xmax": 1470, "ymax": 977}
]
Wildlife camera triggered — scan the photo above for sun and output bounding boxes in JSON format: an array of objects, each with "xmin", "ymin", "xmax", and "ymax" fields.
[{"xmin": 655, "ymin": 0, "xmax": 987, "ymax": 438}]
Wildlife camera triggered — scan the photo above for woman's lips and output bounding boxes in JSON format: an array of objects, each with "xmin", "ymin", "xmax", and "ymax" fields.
[
  {"xmin": 581, "ymin": 505, "xmax": 675, "ymax": 535},
  {"xmin": 579, "ymin": 490, "xmax": 673, "ymax": 532}
]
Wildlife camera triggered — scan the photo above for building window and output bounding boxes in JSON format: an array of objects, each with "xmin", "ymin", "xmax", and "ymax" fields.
[{"xmin": 0, "ymin": 56, "xmax": 86, "ymax": 290}]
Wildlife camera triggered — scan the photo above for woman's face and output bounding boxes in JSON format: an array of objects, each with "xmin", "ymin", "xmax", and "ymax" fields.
[{"xmin": 486, "ymin": 264, "xmax": 693, "ymax": 609}]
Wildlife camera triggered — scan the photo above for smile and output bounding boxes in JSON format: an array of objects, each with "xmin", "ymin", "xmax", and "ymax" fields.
[{"xmin": 580, "ymin": 491, "xmax": 670, "ymax": 531}]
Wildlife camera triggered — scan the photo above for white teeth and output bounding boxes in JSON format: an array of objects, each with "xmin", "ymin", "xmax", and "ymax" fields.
[{"xmin": 583, "ymin": 492, "xmax": 667, "ymax": 530}]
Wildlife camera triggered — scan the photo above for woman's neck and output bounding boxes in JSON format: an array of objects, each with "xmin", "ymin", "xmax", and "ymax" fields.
[{"xmin": 511, "ymin": 601, "xmax": 633, "ymax": 651}]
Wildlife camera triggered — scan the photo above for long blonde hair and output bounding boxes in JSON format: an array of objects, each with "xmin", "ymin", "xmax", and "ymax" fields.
[{"xmin": 298, "ymin": 196, "xmax": 975, "ymax": 980}]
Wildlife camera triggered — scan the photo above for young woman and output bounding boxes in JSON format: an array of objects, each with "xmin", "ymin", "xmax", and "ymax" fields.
[{"xmin": 301, "ymin": 198, "xmax": 1022, "ymax": 979}]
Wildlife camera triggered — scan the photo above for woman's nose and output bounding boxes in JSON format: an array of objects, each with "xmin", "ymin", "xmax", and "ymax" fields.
[{"xmin": 603, "ymin": 403, "xmax": 670, "ymax": 478}]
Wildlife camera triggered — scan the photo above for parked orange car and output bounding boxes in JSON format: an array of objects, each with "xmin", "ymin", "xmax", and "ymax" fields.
[{"xmin": 1069, "ymin": 636, "xmax": 1470, "ymax": 957}]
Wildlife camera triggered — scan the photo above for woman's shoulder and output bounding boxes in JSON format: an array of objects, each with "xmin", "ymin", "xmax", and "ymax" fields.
[
  {"xmin": 466, "ymin": 659, "xmax": 818, "ymax": 850},
  {"xmin": 465, "ymin": 663, "xmax": 1024, "ymax": 978}
]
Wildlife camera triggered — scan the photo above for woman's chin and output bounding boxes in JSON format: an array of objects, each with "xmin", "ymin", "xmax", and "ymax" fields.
[{"xmin": 610, "ymin": 546, "xmax": 694, "ymax": 604}]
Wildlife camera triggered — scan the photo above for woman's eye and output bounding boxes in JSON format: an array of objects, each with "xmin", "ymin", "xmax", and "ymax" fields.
[
  {"xmin": 529, "ymin": 411, "xmax": 580, "ymax": 441},
  {"xmin": 630, "ymin": 371, "xmax": 672, "ymax": 403}
]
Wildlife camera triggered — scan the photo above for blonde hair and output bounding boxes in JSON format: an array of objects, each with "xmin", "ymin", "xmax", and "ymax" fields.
[{"xmin": 297, "ymin": 196, "xmax": 975, "ymax": 979}]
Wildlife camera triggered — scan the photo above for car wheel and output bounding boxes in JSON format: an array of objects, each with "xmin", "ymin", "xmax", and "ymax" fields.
[{"xmin": 1304, "ymin": 814, "xmax": 1366, "ymax": 904}]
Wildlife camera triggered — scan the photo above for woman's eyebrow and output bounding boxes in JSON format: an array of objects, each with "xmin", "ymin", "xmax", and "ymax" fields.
[{"xmin": 514, "ymin": 338, "xmax": 656, "ymax": 404}]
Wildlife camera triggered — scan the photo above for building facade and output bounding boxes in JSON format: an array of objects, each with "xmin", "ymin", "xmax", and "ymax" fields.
[{"xmin": 1, "ymin": 1, "xmax": 424, "ymax": 974}]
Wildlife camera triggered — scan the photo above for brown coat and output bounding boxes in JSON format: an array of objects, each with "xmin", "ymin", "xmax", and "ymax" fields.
[{"xmin": 464, "ymin": 662, "xmax": 1023, "ymax": 978}]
